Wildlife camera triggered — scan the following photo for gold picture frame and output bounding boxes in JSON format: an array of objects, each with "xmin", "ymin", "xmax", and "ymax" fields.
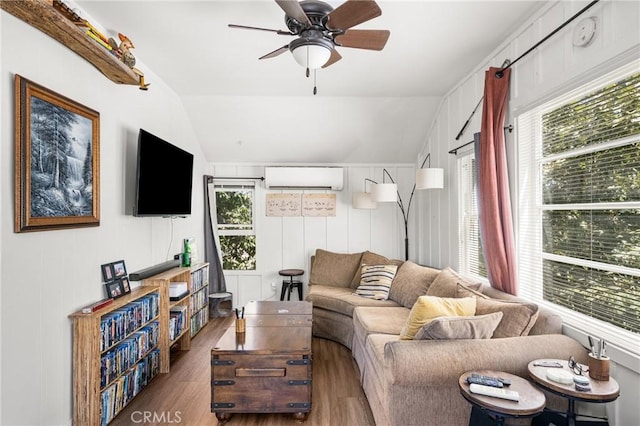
[{"xmin": 14, "ymin": 75, "xmax": 100, "ymax": 232}]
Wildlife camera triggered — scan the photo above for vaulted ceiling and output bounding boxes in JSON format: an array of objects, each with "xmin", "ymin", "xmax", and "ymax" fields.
[{"xmin": 78, "ymin": 1, "xmax": 545, "ymax": 163}]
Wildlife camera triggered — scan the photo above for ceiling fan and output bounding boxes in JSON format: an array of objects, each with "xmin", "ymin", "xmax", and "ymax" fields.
[{"xmin": 229, "ymin": 0, "xmax": 390, "ymax": 93}]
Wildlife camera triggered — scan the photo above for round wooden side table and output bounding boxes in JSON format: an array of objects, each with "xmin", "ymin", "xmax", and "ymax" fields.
[
  {"xmin": 459, "ymin": 370, "xmax": 546, "ymax": 425},
  {"xmin": 528, "ymin": 359, "xmax": 620, "ymax": 426}
]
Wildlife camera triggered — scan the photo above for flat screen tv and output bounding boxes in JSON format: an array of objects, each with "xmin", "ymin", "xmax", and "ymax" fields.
[{"xmin": 133, "ymin": 129, "xmax": 194, "ymax": 217}]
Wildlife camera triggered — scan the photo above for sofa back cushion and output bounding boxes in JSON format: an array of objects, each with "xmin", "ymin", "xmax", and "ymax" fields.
[
  {"xmin": 389, "ymin": 261, "xmax": 440, "ymax": 308},
  {"xmin": 457, "ymin": 283, "xmax": 540, "ymax": 338},
  {"xmin": 426, "ymin": 267, "xmax": 482, "ymax": 298},
  {"xmin": 351, "ymin": 251, "xmax": 403, "ymax": 288},
  {"xmin": 309, "ymin": 249, "xmax": 363, "ymax": 288}
]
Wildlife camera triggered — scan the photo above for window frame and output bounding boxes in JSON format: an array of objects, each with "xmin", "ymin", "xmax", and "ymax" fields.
[
  {"xmin": 516, "ymin": 61, "xmax": 640, "ymax": 354},
  {"xmin": 214, "ymin": 182, "xmax": 257, "ymax": 271}
]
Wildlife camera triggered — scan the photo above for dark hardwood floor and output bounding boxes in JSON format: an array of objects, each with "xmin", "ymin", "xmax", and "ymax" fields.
[{"xmin": 109, "ymin": 315, "xmax": 376, "ymax": 426}]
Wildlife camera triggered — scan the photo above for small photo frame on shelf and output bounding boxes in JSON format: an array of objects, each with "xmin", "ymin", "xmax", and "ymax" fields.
[
  {"xmin": 112, "ymin": 260, "xmax": 127, "ymax": 278},
  {"xmin": 105, "ymin": 280, "xmax": 124, "ymax": 299},
  {"xmin": 120, "ymin": 277, "xmax": 131, "ymax": 294},
  {"xmin": 101, "ymin": 263, "xmax": 114, "ymax": 282}
]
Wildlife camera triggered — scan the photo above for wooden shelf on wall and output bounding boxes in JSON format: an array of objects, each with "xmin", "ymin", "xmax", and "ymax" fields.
[{"xmin": 0, "ymin": 0, "xmax": 139, "ymax": 86}]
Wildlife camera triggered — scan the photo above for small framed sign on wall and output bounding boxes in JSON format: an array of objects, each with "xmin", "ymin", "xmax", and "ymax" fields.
[
  {"xmin": 302, "ymin": 193, "xmax": 336, "ymax": 217},
  {"xmin": 266, "ymin": 193, "xmax": 301, "ymax": 216}
]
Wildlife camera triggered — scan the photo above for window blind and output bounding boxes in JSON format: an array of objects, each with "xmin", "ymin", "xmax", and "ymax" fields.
[
  {"xmin": 518, "ymin": 61, "xmax": 640, "ymax": 352},
  {"xmin": 458, "ymin": 154, "xmax": 487, "ymax": 279}
]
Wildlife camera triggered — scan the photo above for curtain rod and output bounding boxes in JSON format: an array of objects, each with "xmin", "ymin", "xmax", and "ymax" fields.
[
  {"xmin": 495, "ymin": 0, "xmax": 600, "ymax": 78},
  {"xmin": 449, "ymin": 125, "xmax": 513, "ymax": 155},
  {"xmin": 205, "ymin": 175, "xmax": 265, "ymax": 182},
  {"xmin": 454, "ymin": 0, "xmax": 601, "ymax": 141}
]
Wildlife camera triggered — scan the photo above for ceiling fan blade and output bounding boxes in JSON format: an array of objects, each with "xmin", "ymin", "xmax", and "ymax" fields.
[
  {"xmin": 326, "ymin": 0, "xmax": 382, "ymax": 30},
  {"xmin": 321, "ymin": 49, "xmax": 342, "ymax": 68},
  {"xmin": 228, "ymin": 24, "xmax": 293, "ymax": 35},
  {"xmin": 259, "ymin": 45, "xmax": 290, "ymax": 60},
  {"xmin": 335, "ymin": 29, "xmax": 390, "ymax": 51},
  {"xmin": 275, "ymin": 0, "xmax": 311, "ymax": 25}
]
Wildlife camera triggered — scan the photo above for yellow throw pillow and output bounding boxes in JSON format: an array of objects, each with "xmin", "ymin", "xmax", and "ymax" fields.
[{"xmin": 400, "ymin": 296, "xmax": 477, "ymax": 340}]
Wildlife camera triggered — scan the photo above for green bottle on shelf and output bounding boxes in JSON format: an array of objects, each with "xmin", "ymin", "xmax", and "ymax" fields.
[{"xmin": 182, "ymin": 238, "xmax": 191, "ymax": 267}]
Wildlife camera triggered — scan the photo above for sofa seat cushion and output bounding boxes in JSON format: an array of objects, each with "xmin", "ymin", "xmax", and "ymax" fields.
[
  {"xmin": 366, "ymin": 333, "xmax": 402, "ymax": 377},
  {"xmin": 309, "ymin": 249, "xmax": 363, "ymax": 288},
  {"xmin": 307, "ymin": 285, "xmax": 400, "ymax": 317},
  {"xmin": 389, "ymin": 261, "xmax": 440, "ymax": 308},
  {"xmin": 353, "ymin": 307, "xmax": 410, "ymax": 341}
]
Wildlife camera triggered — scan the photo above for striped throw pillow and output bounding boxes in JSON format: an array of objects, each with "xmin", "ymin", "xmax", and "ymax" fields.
[{"xmin": 354, "ymin": 264, "xmax": 398, "ymax": 300}]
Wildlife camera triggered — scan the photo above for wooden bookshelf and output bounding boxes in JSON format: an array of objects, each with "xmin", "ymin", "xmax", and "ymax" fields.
[
  {"xmin": 142, "ymin": 266, "xmax": 198, "ymax": 373},
  {"xmin": 0, "ymin": 0, "xmax": 139, "ymax": 86},
  {"xmin": 70, "ymin": 285, "xmax": 161, "ymax": 426},
  {"xmin": 189, "ymin": 263, "xmax": 210, "ymax": 338}
]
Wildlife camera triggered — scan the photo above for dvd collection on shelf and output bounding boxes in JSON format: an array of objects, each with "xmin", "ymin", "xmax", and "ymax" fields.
[
  {"xmin": 100, "ymin": 322, "xmax": 159, "ymax": 388},
  {"xmin": 100, "ymin": 293, "xmax": 159, "ymax": 352},
  {"xmin": 100, "ymin": 348, "xmax": 160, "ymax": 426},
  {"xmin": 169, "ymin": 305, "xmax": 188, "ymax": 342},
  {"xmin": 189, "ymin": 288, "xmax": 208, "ymax": 315},
  {"xmin": 96, "ymin": 291, "xmax": 161, "ymax": 426},
  {"xmin": 190, "ymin": 308, "xmax": 208, "ymax": 337},
  {"xmin": 189, "ymin": 265, "xmax": 209, "ymax": 337},
  {"xmin": 189, "ymin": 265, "xmax": 209, "ymax": 292}
]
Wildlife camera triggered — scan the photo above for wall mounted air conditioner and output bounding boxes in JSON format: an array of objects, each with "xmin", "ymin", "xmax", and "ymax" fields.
[{"xmin": 264, "ymin": 167, "xmax": 344, "ymax": 190}]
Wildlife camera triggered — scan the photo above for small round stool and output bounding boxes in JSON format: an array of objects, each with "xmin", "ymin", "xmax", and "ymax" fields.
[
  {"xmin": 278, "ymin": 269, "xmax": 304, "ymax": 301},
  {"xmin": 208, "ymin": 292, "xmax": 233, "ymax": 317}
]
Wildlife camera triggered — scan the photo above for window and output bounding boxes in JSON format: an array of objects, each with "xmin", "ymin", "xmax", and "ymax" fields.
[
  {"xmin": 458, "ymin": 151, "xmax": 487, "ymax": 279},
  {"xmin": 215, "ymin": 183, "xmax": 256, "ymax": 270},
  {"xmin": 518, "ymin": 63, "xmax": 640, "ymax": 350}
]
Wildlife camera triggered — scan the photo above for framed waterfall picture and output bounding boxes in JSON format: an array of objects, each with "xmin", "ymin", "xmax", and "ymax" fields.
[{"xmin": 14, "ymin": 75, "xmax": 100, "ymax": 232}]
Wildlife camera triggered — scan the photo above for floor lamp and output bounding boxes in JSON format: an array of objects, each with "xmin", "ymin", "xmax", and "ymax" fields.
[{"xmin": 352, "ymin": 154, "xmax": 444, "ymax": 260}]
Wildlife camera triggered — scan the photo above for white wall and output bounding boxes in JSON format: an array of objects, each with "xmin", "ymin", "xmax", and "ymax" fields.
[
  {"xmin": 417, "ymin": 1, "xmax": 640, "ymax": 424},
  {"xmin": 1, "ymin": 13, "xmax": 206, "ymax": 425},
  {"xmin": 207, "ymin": 164, "xmax": 415, "ymax": 307}
]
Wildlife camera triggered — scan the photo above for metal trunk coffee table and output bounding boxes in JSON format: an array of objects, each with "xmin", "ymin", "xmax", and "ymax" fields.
[{"xmin": 211, "ymin": 300, "xmax": 313, "ymax": 424}]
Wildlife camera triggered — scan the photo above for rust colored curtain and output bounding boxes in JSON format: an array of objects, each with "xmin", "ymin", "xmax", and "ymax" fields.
[{"xmin": 477, "ymin": 67, "xmax": 517, "ymax": 295}]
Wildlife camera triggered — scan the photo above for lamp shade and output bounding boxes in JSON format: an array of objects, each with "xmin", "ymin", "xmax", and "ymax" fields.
[
  {"xmin": 416, "ymin": 168, "xmax": 444, "ymax": 189},
  {"xmin": 352, "ymin": 192, "xmax": 377, "ymax": 209},
  {"xmin": 291, "ymin": 43, "xmax": 332, "ymax": 69},
  {"xmin": 371, "ymin": 183, "xmax": 398, "ymax": 202}
]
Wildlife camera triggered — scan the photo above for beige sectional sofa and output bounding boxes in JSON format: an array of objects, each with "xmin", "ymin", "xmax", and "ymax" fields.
[{"xmin": 305, "ymin": 249, "xmax": 589, "ymax": 426}]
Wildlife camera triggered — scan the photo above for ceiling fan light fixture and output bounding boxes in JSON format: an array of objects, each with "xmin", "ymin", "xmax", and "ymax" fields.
[{"xmin": 290, "ymin": 37, "xmax": 333, "ymax": 69}]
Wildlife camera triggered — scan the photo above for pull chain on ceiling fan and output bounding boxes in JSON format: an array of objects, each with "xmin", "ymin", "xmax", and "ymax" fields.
[{"xmin": 229, "ymin": 0, "xmax": 390, "ymax": 95}]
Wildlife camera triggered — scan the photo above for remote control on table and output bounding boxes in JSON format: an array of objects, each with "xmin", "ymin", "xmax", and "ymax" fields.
[
  {"xmin": 467, "ymin": 374, "xmax": 503, "ymax": 388},
  {"xmin": 471, "ymin": 373, "xmax": 511, "ymax": 387},
  {"xmin": 469, "ymin": 384, "xmax": 520, "ymax": 401}
]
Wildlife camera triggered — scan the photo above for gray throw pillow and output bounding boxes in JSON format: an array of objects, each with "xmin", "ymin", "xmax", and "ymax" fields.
[{"xmin": 414, "ymin": 312, "xmax": 504, "ymax": 340}]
